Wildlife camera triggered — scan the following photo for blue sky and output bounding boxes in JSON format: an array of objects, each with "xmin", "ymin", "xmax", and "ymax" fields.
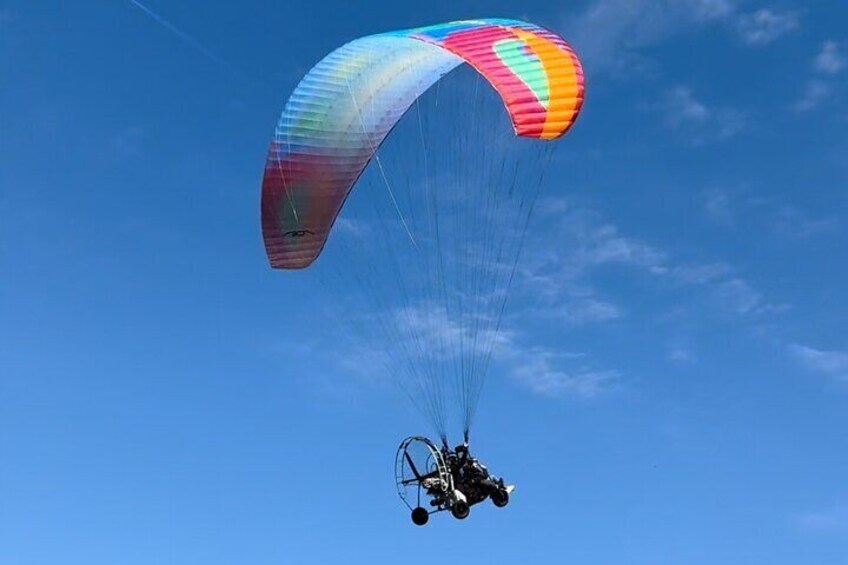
[{"xmin": 2, "ymin": 1, "xmax": 847, "ymax": 563}]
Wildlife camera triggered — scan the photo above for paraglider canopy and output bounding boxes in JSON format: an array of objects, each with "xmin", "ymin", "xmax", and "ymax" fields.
[{"xmin": 261, "ymin": 19, "xmax": 584, "ymax": 269}]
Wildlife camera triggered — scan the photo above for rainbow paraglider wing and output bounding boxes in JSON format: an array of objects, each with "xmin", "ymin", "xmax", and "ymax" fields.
[{"xmin": 261, "ymin": 18, "xmax": 585, "ymax": 269}]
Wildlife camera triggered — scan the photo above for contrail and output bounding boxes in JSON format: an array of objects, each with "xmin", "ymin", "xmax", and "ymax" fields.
[{"xmin": 128, "ymin": 0, "xmax": 245, "ymax": 78}]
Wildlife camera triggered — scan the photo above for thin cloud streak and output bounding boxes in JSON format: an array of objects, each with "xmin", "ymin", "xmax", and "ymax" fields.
[
  {"xmin": 789, "ymin": 344, "xmax": 848, "ymax": 382},
  {"xmin": 128, "ymin": 0, "xmax": 248, "ymax": 80}
]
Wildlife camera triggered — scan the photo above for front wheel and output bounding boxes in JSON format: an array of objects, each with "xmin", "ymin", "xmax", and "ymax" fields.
[
  {"xmin": 411, "ymin": 507, "xmax": 429, "ymax": 526},
  {"xmin": 491, "ymin": 490, "xmax": 509, "ymax": 508},
  {"xmin": 451, "ymin": 500, "xmax": 470, "ymax": 520}
]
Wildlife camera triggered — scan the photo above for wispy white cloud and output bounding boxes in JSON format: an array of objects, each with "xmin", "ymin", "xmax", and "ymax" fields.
[
  {"xmin": 509, "ymin": 348, "xmax": 619, "ymax": 398},
  {"xmin": 715, "ymin": 278, "xmax": 788, "ymax": 315},
  {"xmin": 333, "ymin": 217, "xmax": 370, "ymax": 238},
  {"xmin": 815, "ymin": 41, "xmax": 848, "ymax": 75},
  {"xmin": 796, "ymin": 41, "xmax": 847, "ymax": 111},
  {"xmin": 795, "ymin": 79, "xmax": 832, "ymax": 112},
  {"xmin": 524, "ymin": 205, "xmax": 668, "ymax": 279},
  {"xmin": 551, "ymin": 296, "xmax": 623, "ymax": 326},
  {"xmin": 797, "ymin": 505, "xmax": 848, "ymax": 533},
  {"xmin": 702, "ymin": 190, "xmax": 839, "ymax": 238},
  {"xmin": 519, "ymin": 207, "xmax": 662, "ymax": 325},
  {"xmin": 567, "ymin": 0, "xmax": 734, "ymax": 75},
  {"xmin": 662, "ymin": 86, "xmax": 746, "ymax": 144},
  {"xmin": 664, "ymin": 86, "xmax": 709, "ymax": 123},
  {"xmin": 521, "ymin": 201, "xmax": 786, "ymax": 346},
  {"xmin": 578, "ymin": 223, "xmax": 667, "ymax": 271},
  {"xmin": 733, "ymin": 9, "xmax": 799, "ymax": 46},
  {"xmin": 667, "ymin": 262, "xmax": 732, "ymax": 285},
  {"xmin": 407, "ymin": 305, "xmax": 620, "ymax": 398},
  {"xmin": 704, "ymin": 189, "xmax": 736, "ymax": 224},
  {"xmin": 717, "ymin": 278, "xmax": 761, "ymax": 314},
  {"xmin": 565, "ymin": 1, "xmax": 797, "ymax": 77},
  {"xmin": 695, "ymin": 0, "xmax": 738, "ymax": 19},
  {"xmin": 771, "ymin": 205, "xmax": 839, "ymax": 238},
  {"xmin": 392, "ymin": 304, "xmax": 508, "ymax": 355},
  {"xmin": 353, "ymin": 301, "xmax": 621, "ymax": 400},
  {"xmin": 789, "ymin": 343, "xmax": 848, "ymax": 382},
  {"xmin": 667, "ymin": 340, "xmax": 697, "ymax": 363},
  {"xmin": 111, "ymin": 126, "xmax": 146, "ymax": 156}
]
